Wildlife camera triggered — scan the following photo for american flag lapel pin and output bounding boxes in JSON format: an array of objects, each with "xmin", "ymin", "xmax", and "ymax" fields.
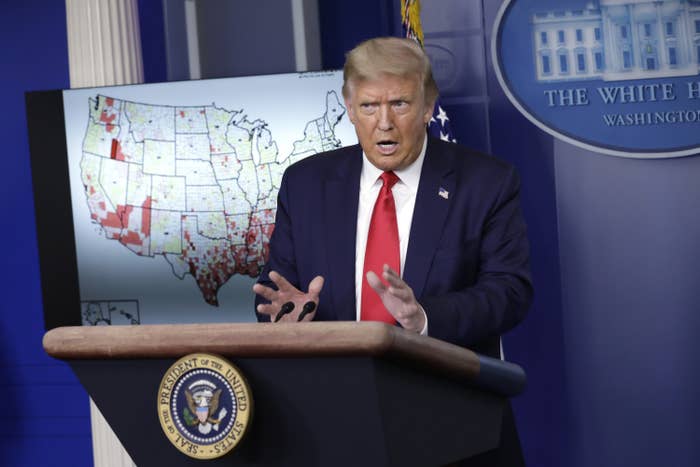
[{"xmin": 438, "ymin": 187, "xmax": 449, "ymax": 199}]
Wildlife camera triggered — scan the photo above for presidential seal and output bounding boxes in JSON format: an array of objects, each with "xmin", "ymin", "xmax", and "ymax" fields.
[{"xmin": 157, "ymin": 353, "xmax": 253, "ymax": 459}]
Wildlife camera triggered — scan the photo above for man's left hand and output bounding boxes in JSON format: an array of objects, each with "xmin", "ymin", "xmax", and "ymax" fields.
[{"xmin": 366, "ymin": 265, "xmax": 426, "ymax": 333}]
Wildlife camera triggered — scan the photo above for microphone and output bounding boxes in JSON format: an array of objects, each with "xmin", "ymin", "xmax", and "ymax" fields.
[
  {"xmin": 297, "ymin": 301, "xmax": 316, "ymax": 322},
  {"xmin": 274, "ymin": 301, "xmax": 295, "ymax": 322}
]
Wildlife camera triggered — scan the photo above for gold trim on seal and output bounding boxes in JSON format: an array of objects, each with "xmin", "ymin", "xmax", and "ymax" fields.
[{"xmin": 157, "ymin": 353, "xmax": 253, "ymax": 459}]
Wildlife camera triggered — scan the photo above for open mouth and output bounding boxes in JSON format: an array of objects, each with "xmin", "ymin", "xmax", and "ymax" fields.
[{"xmin": 376, "ymin": 140, "xmax": 398, "ymax": 154}]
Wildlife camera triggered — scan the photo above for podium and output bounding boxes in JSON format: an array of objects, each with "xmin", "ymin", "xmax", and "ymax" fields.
[{"xmin": 43, "ymin": 322, "xmax": 525, "ymax": 466}]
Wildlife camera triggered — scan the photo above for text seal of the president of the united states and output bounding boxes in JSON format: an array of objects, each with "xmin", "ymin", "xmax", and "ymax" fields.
[{"xmin": 157, "ymin": 353, "xmax": 253, "ymax": 459}]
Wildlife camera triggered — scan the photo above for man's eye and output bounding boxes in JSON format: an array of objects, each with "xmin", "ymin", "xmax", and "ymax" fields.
[
  {"xmin": 391, "ymin": 101, "xmax": 411, "ymax": 114},
  {"xmin": 360, "ymin": 103, "xmax": 376, "ymax": 114}
]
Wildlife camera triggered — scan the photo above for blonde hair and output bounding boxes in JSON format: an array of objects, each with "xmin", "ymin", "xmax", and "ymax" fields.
[{"xmin": 342, "ymin": 37, "xmax": 438, "ymax": 105}]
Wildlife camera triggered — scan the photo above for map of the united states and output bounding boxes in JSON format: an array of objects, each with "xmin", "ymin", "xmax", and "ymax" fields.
[{"xmin": 80, "ymin": 92, "xmax": 345, "ymax": 306}]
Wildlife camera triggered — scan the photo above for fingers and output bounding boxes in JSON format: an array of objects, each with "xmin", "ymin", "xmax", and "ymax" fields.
[
  {"xmin": 366, "ymin": 270, "xmax": 387, "ymax": 294},
  {"xmin": 366, "ymin": 266, "xmax": 425, "ymax": 334},
  {"xmin": 367, "ymin": 266, "xmax": 412, "ymax": 301},
  {"xmin": 254, "ymin": 272, "xmax": 324, "ymax": 323},
  {"xmin": 307, "ymin": 275, "xmax": 325, "ymax": 297},
  {"xmin": 252, "ymin": 282, "xmax": 278, "ymax": 302},
  {"xmin": 382, "ymin": 264, "xmax": 401, "ymax": 281},
  {"xmin": 382, "ymin": 265, "xmax": 414, "ymax": 302},
  {"xmin": 268, "ymin": 270, "xmax": 296, "ymax": 292},
  {"xmin": 388, "ymin": 285, "xmax": 413, "ymax": 302},
  {"xmin": 255, "ymin": 302, "xmax": 278, "ymax": 317},
  {"xmin": 383, "ymin": 266, "xmax": 405, "ymax": 289}
]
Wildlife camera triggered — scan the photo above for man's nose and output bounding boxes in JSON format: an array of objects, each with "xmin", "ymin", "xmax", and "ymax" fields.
[{"xmin": 377, "ymin": 105, "xmax": 394, "ymax": 131}]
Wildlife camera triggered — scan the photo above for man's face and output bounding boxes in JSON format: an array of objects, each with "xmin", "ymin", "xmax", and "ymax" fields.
[{"xmin": 345, "ymin": 73, "xmax": 434, "ymax": 172}]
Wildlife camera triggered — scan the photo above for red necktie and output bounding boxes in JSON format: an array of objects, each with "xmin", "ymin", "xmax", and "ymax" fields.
[{"xmin": 361, "ymin": 171, "xmax": 400, "ymax": 323}]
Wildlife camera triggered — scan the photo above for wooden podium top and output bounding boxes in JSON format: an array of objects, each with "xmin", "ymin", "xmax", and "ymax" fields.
[{"xmin": 44, "ymin": 321, "xmax": 481, "ymax": 381}]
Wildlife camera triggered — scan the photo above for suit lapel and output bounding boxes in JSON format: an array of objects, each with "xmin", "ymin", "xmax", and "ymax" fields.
[
  {"xmin": 323, "ymin": 147, "xmax": 362, "ymax": 321},
  {"xmin": 403, "ymin": 139, "xmax": 455, "ymax": 300}
]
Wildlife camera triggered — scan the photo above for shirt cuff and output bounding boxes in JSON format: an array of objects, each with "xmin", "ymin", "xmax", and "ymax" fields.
[{"xmin": 418, "ymin": 304, "xmax": 428, "ymax": 336}]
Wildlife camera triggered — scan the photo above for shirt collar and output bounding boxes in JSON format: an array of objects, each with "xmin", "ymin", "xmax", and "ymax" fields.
[{"xmin": 360, "ymin": 134, "xmax": 427, "ymax": 192}]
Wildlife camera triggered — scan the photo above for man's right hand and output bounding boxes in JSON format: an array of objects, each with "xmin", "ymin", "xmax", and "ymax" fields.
[{"xmin": 253, "ymin": 271, "xmax": 324, "ymax": 322}]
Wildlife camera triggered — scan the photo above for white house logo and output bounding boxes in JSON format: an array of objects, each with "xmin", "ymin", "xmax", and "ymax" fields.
[
  {"xmin": 157, "ymin": 353, "xmax": 253, "ymax": 459},
  {"xmin": 492, "ymin": 0, "xmax": 700, "ymax": 158}
]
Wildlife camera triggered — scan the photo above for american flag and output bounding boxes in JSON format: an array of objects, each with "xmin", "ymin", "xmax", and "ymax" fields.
[{"xmin": 401, "ymin": 0, "xmax": 457, "ymax": 143}]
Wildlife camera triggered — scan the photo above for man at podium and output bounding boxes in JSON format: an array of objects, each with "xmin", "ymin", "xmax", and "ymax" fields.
[
  {"xmin": 253, "ymin": 37, "xmax": 532, "ymax": 360},
  {"xmin": 253, "ymin": 37, "xmax": 532, "ymax": 466}
]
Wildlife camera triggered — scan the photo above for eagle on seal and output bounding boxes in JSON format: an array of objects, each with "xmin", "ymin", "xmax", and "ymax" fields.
[{"xmin": 184, "ymin": 383, "xmax": 228, "ymax": 434}]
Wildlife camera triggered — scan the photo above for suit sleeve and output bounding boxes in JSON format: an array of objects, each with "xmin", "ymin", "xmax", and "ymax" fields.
[
  {"xmin": 254, "ymin": 171, "xmax": 300, "ymax": 322},
  {"xmin": 420, "ymin": 166, "xmax": 533, "ymax": 349}
]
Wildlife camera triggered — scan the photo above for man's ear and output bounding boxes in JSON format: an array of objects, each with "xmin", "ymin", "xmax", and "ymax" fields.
[{"xmin": 423, "ymin": 99, "xmax": 436, "ymax": 125}]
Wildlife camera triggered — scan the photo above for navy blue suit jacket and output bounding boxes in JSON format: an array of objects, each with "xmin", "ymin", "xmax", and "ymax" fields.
[{"xmin": 256, "ymin": 137, "xmax": 532, "ymax": 358}]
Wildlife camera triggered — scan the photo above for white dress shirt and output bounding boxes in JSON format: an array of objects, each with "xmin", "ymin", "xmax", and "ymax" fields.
[{"xmin": 354, "ymin": 135, "xmax": 429, "ymax": 334}]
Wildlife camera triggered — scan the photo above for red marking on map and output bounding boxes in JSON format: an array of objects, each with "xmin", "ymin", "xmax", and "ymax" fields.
[
  {"xmin": 110, "ymin": 139, "xmax": 126, "ymax": 161},
  {"xmin": 102, "ymin": 209, "xmax": 124, "ymax": 229},
  {"xmin": 100, "ymin": 110, "xmax": 116, "ymax": 125},
  {"xmin": 141, "ymin": 197, "xmax": 152, "ymax": 236},
  {"xmin": 245, "ymin": 230, "xmax": 258, "ymax": 243},
  {"xmin": 175, "ymin": 209, "xmax": 276, "ymax": 306},
  {"xmin": 120, "ymin": 229, "xmax": 143, "ymax": 247},
  {"xmin": 117, "ymin": 205, "xmax": 131, "ymax": 222},
  {"xmin": 250, "ymin": 208, "xmax": 275, "ymax": 227},
  {"xmin": 99, "ymin": 98, "xmax": 118, "ymax": 133},
  {"xmin": 88, "ymin": 199, "xmax": 147, "ymax": 252}
]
